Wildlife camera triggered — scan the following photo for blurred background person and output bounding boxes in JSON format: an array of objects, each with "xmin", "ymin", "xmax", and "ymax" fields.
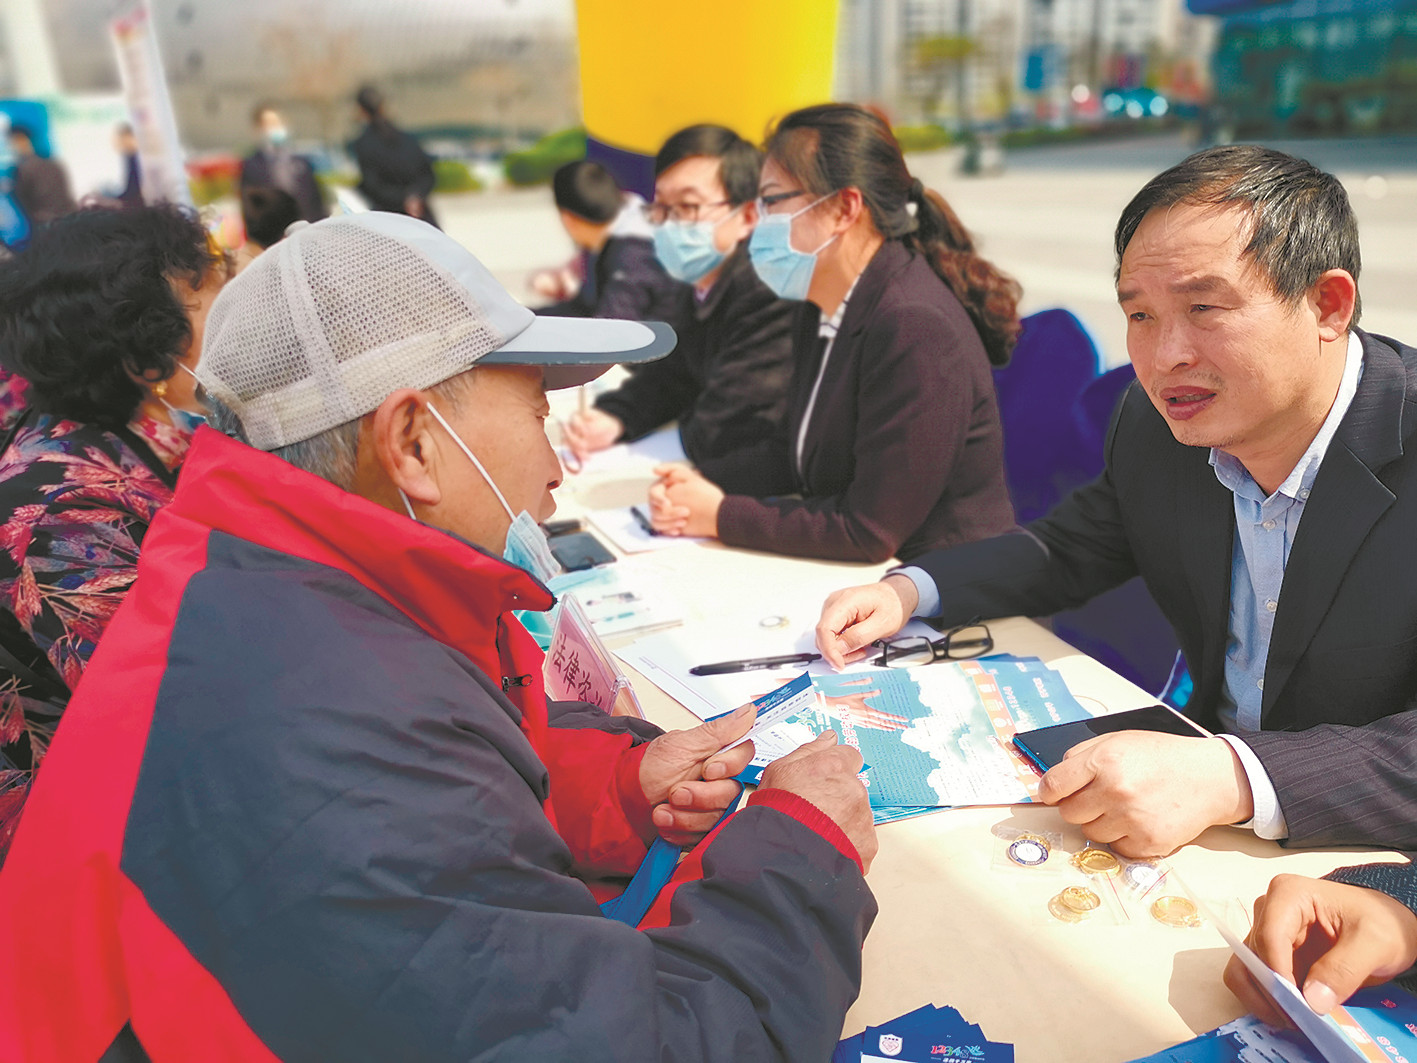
[
  {"xmin": 240, "ymin": 103, "xmax": 327, "ymax": 225},
  {"xmin": 114, "ymin": 123, "xmax": 143, "ymax": 208},
  {"xmin": 7, "ymin": 122, "xmax": 75, "ymax": 230},
  {"xmin": 0, "ymin": 204, "xmax": 229, "ymax": 863},
  {"xmin": 350, "ymin": 84, "xmax": 438, "ymax": 228},
  {"xmin": 237, "ymin": 185, "xmax": 302, "ymax": 270},
  {"xmin": 564, "ymin": 125, "xmax": 797, "ymax": 466},
  {"xmin": 533, "ymin": 158, "xmax": 685, "ymax": 326},
  {"xmin": 648, "ymin": 103, "xmax": 1020, "ymax": 562}
]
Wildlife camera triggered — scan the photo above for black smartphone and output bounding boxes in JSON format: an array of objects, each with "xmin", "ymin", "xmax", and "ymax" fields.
[
  {"xmin": 1012, "ymin": 705, "xmax": 1208, "ymax": 774},
  {"xmin": 548, "ymin": 530, "xmax": 616, "ymax": 571}
]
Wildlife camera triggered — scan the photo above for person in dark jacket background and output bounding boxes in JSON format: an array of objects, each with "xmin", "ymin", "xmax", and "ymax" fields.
[
  {"xmin": 648, "ymin": 105, "xmax": 1018, "ymax": 562},
  {"xmin": 240, "ymin": 103, "xmax": 327, "ymax": 225},
  {"xmin": 564, "ymin": 125, "xmax": 797, "ymax": 467},
  {"xmin": 7, "ymin": 124, "xmax": 74, "ymax": 229},
  {"xmin": 534, "ymin": 159, "xmax": 687, "ymax": 328},
  {"xmin": 349, "ymin": 84, "xmax": 438, "ymax": 228}
]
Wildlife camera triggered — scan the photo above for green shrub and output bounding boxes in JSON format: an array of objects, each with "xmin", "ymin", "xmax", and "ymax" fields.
[
  {"xmin": 432, "ymin": 158, "xmax": 483, "ymax": 193},
  {"xmin": 504, "ymin": 127, "xmax": 588, "ymax": 186},
  {"xmin": 893, "ymin": 124, "xmax": 953, "ymax": 153}
]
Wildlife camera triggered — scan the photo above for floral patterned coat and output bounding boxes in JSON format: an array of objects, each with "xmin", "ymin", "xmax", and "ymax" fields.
[{"xmin": 0, "ymin": 410, "xmax": 189, "ymax": 861}]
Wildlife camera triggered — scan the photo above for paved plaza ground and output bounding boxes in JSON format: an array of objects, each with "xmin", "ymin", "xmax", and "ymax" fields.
[{"xmin": 437, "ymin": 132, "xmax": 1417, "ymax": 368}]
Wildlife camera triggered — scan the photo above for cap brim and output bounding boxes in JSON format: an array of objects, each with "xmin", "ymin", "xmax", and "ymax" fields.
[{"xmin": 481, "ymin": 317, "xmax": 677, "ymax": 390}]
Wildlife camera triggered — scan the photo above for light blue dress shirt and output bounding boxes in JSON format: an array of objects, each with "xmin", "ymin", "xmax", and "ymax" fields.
[{"xmin": 896, "ymin": 332, "xmax": 1365, "ymax": 840}]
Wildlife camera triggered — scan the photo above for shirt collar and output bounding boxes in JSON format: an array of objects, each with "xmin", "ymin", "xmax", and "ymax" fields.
[
  {"xmin": 817, "ymin": 273, "xmax": 862, "ymax": 339},
  {"xmin": 1210, "ymin": 330, "xmax": 1365, "ymax": 502}
]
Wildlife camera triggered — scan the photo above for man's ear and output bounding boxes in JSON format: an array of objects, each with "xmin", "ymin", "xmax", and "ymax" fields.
[
  {"xmin": 1311, "ymin": 268, "xmax": 1358, "ymax": 341},
  {"xmin": 369, "ymin": 388, "xmax": 441, "ymax": 507},
  {"xmin": 740, "ymin": 197, "xmax": 760, "ymax": 228}
]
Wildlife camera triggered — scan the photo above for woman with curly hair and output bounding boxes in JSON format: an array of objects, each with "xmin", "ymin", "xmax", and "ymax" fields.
[
  {"xmin": 0, "ymin": 205, "xmax": 229, "ymax": 860},
  {"xmin": 648, "ymin": 103, "xmax": 1020, "ymax": 563}
]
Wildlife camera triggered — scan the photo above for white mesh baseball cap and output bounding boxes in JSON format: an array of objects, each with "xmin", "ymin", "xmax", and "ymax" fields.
[{"xmin": 197, "ymin": 212, "xmax": 676, "ymax": 450}]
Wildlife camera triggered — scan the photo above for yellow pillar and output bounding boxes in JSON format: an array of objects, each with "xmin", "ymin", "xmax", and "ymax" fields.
[{"xmin": 575, "ymin": 0, "xmax": 839, "ymax": 192}]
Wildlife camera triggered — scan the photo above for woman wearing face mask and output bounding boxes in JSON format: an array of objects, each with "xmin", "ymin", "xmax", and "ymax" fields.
[
  {"xmin": 0, "ymin": 204, "xmax": 229, "ymax": 861},
  {"xmin": 648, "ymin": 103, "xmax": 1020, "ymax": 563}
]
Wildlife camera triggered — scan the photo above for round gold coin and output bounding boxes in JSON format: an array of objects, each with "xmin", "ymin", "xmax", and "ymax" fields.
[
  {"xmin": 1150, "ymin": 895, "xmax": 1202, "ymax": 928},
  {"xmin": 1072, "ymin": 848, "xmax": 1121, "ymax": 876},
  {"xmin": 1047, "ymin": 895, "xmax": 1087, "ymax": 923},
  {"xmin": 1058, "ymin": 886, "xmax": 1102, "ymax": 914}
]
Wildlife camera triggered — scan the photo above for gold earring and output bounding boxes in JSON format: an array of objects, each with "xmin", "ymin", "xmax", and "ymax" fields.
[{"xmin": 152, "ymin": 379, "xmax": 168, "ymax": 399}]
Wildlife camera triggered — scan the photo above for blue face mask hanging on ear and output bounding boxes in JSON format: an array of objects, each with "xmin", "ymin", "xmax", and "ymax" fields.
[
  {"xmin": 747, "ymin": 192, "xmax": 840, "ymax": 301},
  {"xmin": 415, "ymin": 401, "xmax": 563, "ymax": 585},
  {"xmin": 158, "ymin": 363, "xmax": 210, "ymax": 433}
]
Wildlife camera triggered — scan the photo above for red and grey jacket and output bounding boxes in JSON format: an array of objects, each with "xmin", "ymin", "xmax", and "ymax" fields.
[{"xmin": 0, "ymin": 428, "xmax": 876, "ymax": 1063}]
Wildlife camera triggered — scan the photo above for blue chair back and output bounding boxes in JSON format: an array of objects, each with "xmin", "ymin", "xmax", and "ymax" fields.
[{"xmin": 992, "ymin": 309, "xmax": 1103, "ymax": 523}]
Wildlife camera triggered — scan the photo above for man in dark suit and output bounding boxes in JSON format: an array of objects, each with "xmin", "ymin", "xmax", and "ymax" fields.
[
  {"xmin": 816, "ymin": 145, "xmax": 1417, "ymax": 854},
  {"xmin": 240, "ymin": 104, "xmax": 326, "ymax": 225},
  {"xmin": 349, "ymin": 85, "xmax": 438, "ymax": 229}
]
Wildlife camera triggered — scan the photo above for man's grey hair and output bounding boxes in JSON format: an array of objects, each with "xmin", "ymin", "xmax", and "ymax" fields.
[{"xmin": 202, "ymin": 370, "xmax": 479, "ymax": 490}]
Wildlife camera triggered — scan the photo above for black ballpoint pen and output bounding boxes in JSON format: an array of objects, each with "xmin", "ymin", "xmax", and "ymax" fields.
[
  {"xmin": 689, "ymin": 653, "xmax": 822, "ymax": 676},
  {"xmin": 630, "ymin": 505, "xmax": 662, "ymax": 537}
]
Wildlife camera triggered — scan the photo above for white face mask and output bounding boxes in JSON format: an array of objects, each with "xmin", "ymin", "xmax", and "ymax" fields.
[{"xmin": 398, "ymin": 401, "xmax": 562, "ymax": 585}]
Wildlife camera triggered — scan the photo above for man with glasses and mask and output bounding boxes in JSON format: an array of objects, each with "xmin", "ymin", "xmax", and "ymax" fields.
[
  {"xmin": 563, "ymin": 125, "xmax": 798, "ymax": 466},
  {"xmin": 0, "ymin": 214, "xmax": 878, "ymax": 1062},
  {"xmin": 817, "ymin": 145, "xmax": 1417, "ymax": 859}
]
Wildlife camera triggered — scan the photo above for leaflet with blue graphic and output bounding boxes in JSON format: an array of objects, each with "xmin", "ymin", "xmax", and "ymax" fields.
[
  {"xmin": 837, "ymin": 1002, "xmax": 1015, "ymax": 1062},
  {"xmin": 733, "ymin": 656, "xmax": 1097, "ymax": 809}
]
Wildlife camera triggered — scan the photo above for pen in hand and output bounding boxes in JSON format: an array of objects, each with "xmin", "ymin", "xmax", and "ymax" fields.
[{"xmin": 630, "ymin": 505, "xmax": 662, "ymax": 538}]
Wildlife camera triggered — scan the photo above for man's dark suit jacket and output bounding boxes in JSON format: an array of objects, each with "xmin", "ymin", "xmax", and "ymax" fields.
[
  {"xmin": 913, "ymin": 329, "xmax": 1417, "ymax": 849},
  {"xmin": 699, "ymin": 239, "xmax": 1015, "ymax": 563},
  {"xmin": 593, "ymin": 243, "xmax": 793, "ymax": 465},
  {"xmin": 239, "ymin": 151, "xmax": 327, "ymax": 224}
]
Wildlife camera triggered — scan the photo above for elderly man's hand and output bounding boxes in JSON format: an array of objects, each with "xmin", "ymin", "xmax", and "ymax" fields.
[
  {"xmin": 648, "ymin": 464, "xmax": 722, "ymax": 538},
  {"xmin": 758, "ymin": 730, "xmax": 878, "ymax": 873},
  {"xmin": 1224, "ymin": 874, "xmax": 1417, "ymax": 1027},
  {"xmin": 815, "ymin": 575, "xmax": 919, "ymax": 669},
  {"xmin": 1036, "ymin": 731, "xmax": 1254, "ymax": 858},
  {"xmin": 639, "ymin": 703, "xmax": 756, "ymax": 847}
]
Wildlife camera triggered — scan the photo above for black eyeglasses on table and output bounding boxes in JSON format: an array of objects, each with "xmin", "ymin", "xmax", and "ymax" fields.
[{"xmin": 870, "ymin": 618, "xmax": 994, "ymax": 669}]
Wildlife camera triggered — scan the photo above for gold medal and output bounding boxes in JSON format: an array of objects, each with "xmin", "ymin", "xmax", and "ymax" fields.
[
  {"xmin": 1048, "ymin": 895, "xmax": 1087, "ymax": 923},
  {"xmin": 1072, "ymin": 848, "xmax": 1121, "ymax": 876},
  {"xmin": 1058, "ymin": 886, "xmax": 1101, "ymax": 914},
  {"xmin": 1150, "ymin": 895, "xmax": 1201, "ymax": 928}
]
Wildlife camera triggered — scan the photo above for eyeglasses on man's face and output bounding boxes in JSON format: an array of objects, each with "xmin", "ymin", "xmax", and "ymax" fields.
[
  {"xmin": 870, "ymin": 619, "xmax": 994, "ymax": 669},
  {"xmin": 641, "ymin": 199, "xmax": 733, "ymax": 226}
]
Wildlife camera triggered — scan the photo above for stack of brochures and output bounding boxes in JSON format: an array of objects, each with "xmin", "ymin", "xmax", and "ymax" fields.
[{"xmin": 835, "ymin": 1002, "xmax": 1014, "ymax": 1062}]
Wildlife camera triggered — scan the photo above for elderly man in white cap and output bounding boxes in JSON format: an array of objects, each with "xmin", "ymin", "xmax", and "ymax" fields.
[{"xmin": 0, "ymin": 214, "xmax": 877, "ymax": 1063}]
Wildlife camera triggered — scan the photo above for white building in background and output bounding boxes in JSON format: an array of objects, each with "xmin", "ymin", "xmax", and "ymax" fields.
[
  {"xmin": 836, "ymin": 0, "xmax": 1214, "ymax": 126},
  {"xmin": 20, "ymin": 0, "xmax": 580, "ymax": 152}
]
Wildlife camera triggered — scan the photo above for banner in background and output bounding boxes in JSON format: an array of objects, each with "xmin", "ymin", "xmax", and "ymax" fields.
[{"xmin": 109, "ymin": 0, "xmax": 190, "ymax": 207}]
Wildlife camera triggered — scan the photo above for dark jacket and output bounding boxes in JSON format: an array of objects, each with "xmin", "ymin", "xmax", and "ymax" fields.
[
  {"xmin": 0, "ymin": 427, "xmax": 875, "ymax": 1062},
  {"xmin": 912, "ymin": 330, "xmax": 1417, "ymax": 850},
  {"xmin": 698, "ymin": 239, "xmax": 1015, "ymax": 563},
  {"xmin": 537, "ymin": 234, "xmax": 689, "ymax": 330},
  {"xmin": 350, "ymin": 121, "xmax": 438, "ymax": 227},
  {"xmin": 594, "ymin": 243, "xmax": 795, "ymax": 465},
  {"xmin": 240, "ymin": 149, "xmax": 328, "ymax": 224}
]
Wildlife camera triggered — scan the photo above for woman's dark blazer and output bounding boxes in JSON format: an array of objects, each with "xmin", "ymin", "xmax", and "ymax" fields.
[{"xmin": 698, "ymin": 239, "xmax": 1016, "ymax": 563}]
